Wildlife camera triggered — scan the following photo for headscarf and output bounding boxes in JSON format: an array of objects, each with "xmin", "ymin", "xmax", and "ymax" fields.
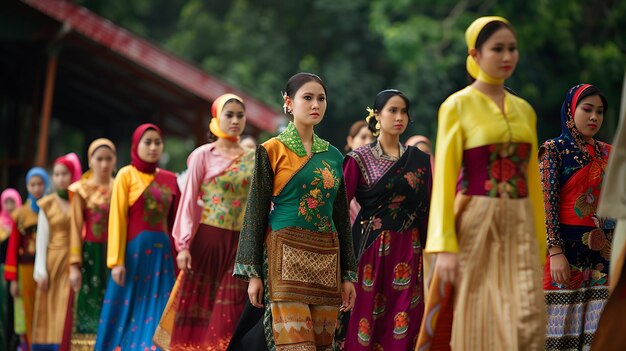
[
  {"xmin": 54, "ymin": 153, "xmax": 83, "ymax": 183},
  {"xmin": 1, "ymin": 188, "xmax": 22, "ymax": 230},
  {"xmin": 25, "ymin": 167, "xmax": 49, "ymax": 213},
  {"xmin": 88, "ymin": 138, "xmax": 116, "ymax": 164},
  {"xmin": 544, "ymin": 84, "xmax": 608, "ymax": 185},
  {"xmin": 131, "ymin": 123, "xmax": 162, "ymax": 174},
  {"xmin": 82, "ymin": 138, "xmax": 117, "ymax": 180},
  {"xmin": 209, "ymin": 94, "xmax": 244, "ymax": 142},
  {"xmin": 465, "ymin": 16, "xmax": 511, "ymax": 85}
]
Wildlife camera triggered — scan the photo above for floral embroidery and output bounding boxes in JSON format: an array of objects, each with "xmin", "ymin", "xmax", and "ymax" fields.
[
  {"xmin": 483, "ymin": 143, "xmax": 530, "ymax": 198},
  {"xmin": 358, "ymin": 318, "xmax": 371, "ymax": 346},
  {"xmin": 200, "ymin": 152, "xmax": 253, "ymax": 229},
  {"xmin": 89, "ymin": 202, "xmax": 109, "ymax": 239},
  {"xmin": 297, "ymin": 160, "xmax": 340, "ymax": 231},
  {"xmin": 392, "ymin": 262, "xmax": 411, "ymax": 290},
  {"xmin": 393, "ymin": 312, "xmax": 409, "ymax": 339},
  {"xmin": 372, "ymin": 293, "xmax": 386, "ymax": 319},
  {"xmin": 142, "ymin": 183, "xmax": 172, "ymax": 227},
  {"xmin": 361, "ymin": 264, "xmax": 374, "ymax": 291}
]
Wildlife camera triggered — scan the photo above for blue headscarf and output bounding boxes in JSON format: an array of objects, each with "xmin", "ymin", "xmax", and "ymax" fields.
[
  {"xmin": 25, "ymin": 167, "xmax": 49, "ymax": 213},
  {"xmin": 542, "ymin": 84, "xmax": 608, "ymax": 185}
]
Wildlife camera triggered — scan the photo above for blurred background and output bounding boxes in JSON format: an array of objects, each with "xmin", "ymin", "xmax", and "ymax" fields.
[{"xmin": 1, "ymin": 0, "xmax": 625, "ymax": 190}]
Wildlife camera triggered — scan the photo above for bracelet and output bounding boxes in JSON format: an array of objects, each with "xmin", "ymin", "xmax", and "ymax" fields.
[{"xmin": 549, "ymin": 252, "xmax": 564, "ymax": 258}]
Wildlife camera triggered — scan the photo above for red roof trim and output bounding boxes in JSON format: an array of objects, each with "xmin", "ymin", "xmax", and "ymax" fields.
[{"xmin": 22, "ymin": 0, "xmax": 279, "ymax": 131}]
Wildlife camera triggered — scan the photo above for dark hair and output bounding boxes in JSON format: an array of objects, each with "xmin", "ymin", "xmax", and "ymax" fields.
[
  {"xmin": 367, "ymin": 89, "xmax": 411, "ymax": 135},
  {"xmin": 284, "ymin": 72, "xmax": 328, "ymax": 99},
  {"xmin": 475, "ymin": 21, "xmax": 514, "ymax": 51},
  {"xmin": 467, "ymin": 20, "xmax": 516, "ymax": 83},
  {"xmin": 344, "ymin": 120, "xmax": 369, "ymax": 151},
  {"xmin": 578, "ymin": 85, "xmax": 608, "ymax": 112}
]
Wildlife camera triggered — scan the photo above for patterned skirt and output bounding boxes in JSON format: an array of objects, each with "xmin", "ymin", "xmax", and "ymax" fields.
[
  {"xmin": 154, "ymin": 225, "xmax": 247, "ymax": 350},
  {"xmin": 341, "ymin": 228, "xmax": 424, "ymax": 350},
  {"xmin": 71, "ymin": 241, "xmax": 108, "ymax": 351},
  {"xmin": 417, "ymin": 196, "xmax": 545, "ymax": 351},
  {"xmin": 94, "ymin": 231, "xmax": 175, "ymax": 351},
  {"xmin": 544, "ymin": 224, "xmax": 612, "ymax": 351}
]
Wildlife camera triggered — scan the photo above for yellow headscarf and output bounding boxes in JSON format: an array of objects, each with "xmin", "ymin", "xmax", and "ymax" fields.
[
  {"xmin": 83, "ymin": 138, "xmax": 117, "ymax": 180},
  {"xmin": 465, "ymin": 16, "xmax": 511, "ymax": 85},
  {"xmin": 209, "ymin": 93, "xmax": 244, "ymax": 142}
]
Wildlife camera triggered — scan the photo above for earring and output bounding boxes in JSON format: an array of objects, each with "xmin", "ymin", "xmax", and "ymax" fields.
[{"xmin": 375, "ymin": 122, "xmax": 380, "ymax": 130}]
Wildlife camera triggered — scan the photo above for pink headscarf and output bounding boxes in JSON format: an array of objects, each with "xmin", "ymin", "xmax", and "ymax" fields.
[
  {"xmin": 54, "ymin": 152, "xmax": 83, "ymax": 183},
  {"xmin": 1, "ymin": 188, "xmax": 22, "ymax": 230},
  {"xmin": 131, "ymin": 123, "xmax": 162, "ymax": 174}
]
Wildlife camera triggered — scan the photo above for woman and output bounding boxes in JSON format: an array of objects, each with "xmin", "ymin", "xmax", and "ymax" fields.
[
  {"xmin": 95, "ymin": 124, "xmax": 180, "ymax": 351},
  {"xmin": 416, "ymin": 17, "xmax": 546, "ymax": 350},
  {"xmin": 1, "ymin": 188, "xmax": 22, "ymax": 350},
  {"xmin": 541, "ymin": 84, "xmax": 612, "ymax": 350},
  {"xmin": 5, "ymin": 167, "xmax": 49, "ymax": 349},
  {"xmin": 344, "ymin": 120, "xmax": 375, "ymax": 226},
  {"xmin": 154, "ymin": 94, "xmax": 254, "ymax": 350},
  {"xmin": 340, "ymin": 90, "xmax": 431, "ymax": 350},
  {"xmin": 405, "ymin": 135, "xmax": 432, "ymax": 155},
  {"xmin": 229, "ymin": 73, "xmax": 358, "ymax": 351},
  {"xmin": 32, "ymin": 153, "xmax": 82, "ymax": 350},
  {"xmin": 68, "ymin": 139, "xmax": 117, "ymax": 350}
]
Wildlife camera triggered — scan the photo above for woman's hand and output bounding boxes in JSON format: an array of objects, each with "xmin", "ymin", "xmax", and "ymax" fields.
[
  {"xmin": 436, "ymin": 252, "xmax": 460, "ymax": 286},
  {"xmin": 176, "ymin": 249, "xmax": 192, "ymax": 273},
  {"xmin": 38, "ymin": 277, "xmax": 49, "ymax": 292},
  {"xmin": 340, "ymin": 281, "xmax": 356, "ymax": 312},
  {"xmin": 10, "ymin": 281, "xmax": 19, "ymax": 297},
  {"xmin": 549, "ymin": 247, "xmax": 570, "ymax": 285},
  {"xmin": 111, "ymin": 265, "xmax": 126, "ymax": 287},
  {"xmin": 248, "ymin": 277, "xmax": 264, "ymax": 308},
  {"xmin": 69, "ymin": 264, "xmax": 82, "ymax": 292}
]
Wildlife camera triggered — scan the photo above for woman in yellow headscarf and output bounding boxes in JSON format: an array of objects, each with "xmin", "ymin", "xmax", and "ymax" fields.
[
  {"xmin": 154, "ymin": 94, "xmax": 255, "ymax": 350},
  {"xmin": 416, "ymin": 17, "xmax": 546, "ymax": 350}
]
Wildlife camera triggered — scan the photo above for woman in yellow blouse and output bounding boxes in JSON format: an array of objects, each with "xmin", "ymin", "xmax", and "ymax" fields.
[{"xmin": 416, "ymin": 17, "xmax": 546, "ymax": 351}]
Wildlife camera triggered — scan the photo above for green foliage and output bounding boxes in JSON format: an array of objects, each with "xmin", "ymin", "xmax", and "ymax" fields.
[{"xmin": 80, "ymin": 0, "xmax": 625, "ymax": 153}]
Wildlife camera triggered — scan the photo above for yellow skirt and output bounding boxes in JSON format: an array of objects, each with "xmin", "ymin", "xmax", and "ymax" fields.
[{"xmin": 419, "ymin": 196, "xmax": 545, "ymax": 351}]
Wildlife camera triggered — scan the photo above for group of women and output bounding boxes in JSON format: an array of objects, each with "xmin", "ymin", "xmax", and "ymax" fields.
[{"xmin": 0, "ymin": 15, "xmax": 624, "ymax": 351}]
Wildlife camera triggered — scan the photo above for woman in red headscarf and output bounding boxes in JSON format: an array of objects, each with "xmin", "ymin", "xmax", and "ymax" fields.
[
  {"xmin": 154, "ymin": 94, "xmax": 253, "ymax": 350},
  {"xmin": 95, "ymin": 124, "xmax": 180, "ymax": 351},
  {"xmin": 31, "ymin": 153, "xmax": 82, "ymax": 350}
]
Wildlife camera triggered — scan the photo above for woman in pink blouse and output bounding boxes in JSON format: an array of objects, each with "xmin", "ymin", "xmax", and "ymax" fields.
[{"xmin": 154, "ymin": 94, "xmax": 254, "ymax": 350}]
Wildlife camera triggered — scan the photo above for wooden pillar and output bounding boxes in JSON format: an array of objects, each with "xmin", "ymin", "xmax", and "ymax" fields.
[
  {"xmin": 195, "ymin": 104, "xmax": 209, "ymax": 146},
  {"xmin": 35, "ymin": 52, "xmax": 59, "ymax": 167}
]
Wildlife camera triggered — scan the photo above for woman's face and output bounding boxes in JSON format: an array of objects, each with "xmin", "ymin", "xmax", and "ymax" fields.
[
  {"xmin": 376, "ymin": 95, "xmax": 409, "ymax": 137},
  {"xmin": 2, "ymin": 198, "xmax": 16, "ymax": 213},
  {"xmin": 52, "ymin": 163, "xmax": 72, "ymax": 191},
  {"xmin": 473, "ymin": 27, "xmax": 518, "ymax": 80},
  {"xmin": 573, "ymin": 94, "xmax": 604, "ymax": 141},
  {"xmin": 137, "ymin": 130, "xmax": 163, "ymax": 163},
  {"xmin": 90, "ymin": 146, "xmax": 116, "ymax": 178},
  {"xmin": 347, "ymin": 126, "xmax": 374, "ymax": 151},
  {"xmin": 27, "ymin": 176, "xmax": 45, "ymax": 199},
  {"xmin": 219, "ymin": 101, "xmax": 246, "ymax": 137},
  {"xmin": 287, "ymin": 81, "xmax": 327, "ymax": 128}
]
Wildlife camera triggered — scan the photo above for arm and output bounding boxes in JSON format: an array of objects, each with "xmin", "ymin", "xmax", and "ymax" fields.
[
  {"xmin": 107, "ymin": 169, "xmax": 131, "ymax": 268},
  {"xmin": 4, "ymin": 221, "xmax": 20, "ymax": 281},
  {"xmin": 539, "ymin": 142, "xmax": 563, "ymax": 251},
  {"xmin": 33, "ymin": 209, "xmax": 50, "ymax": 284},
  {"xmin": 69, "ymin": 190, "xmax": 86, "ymax": 266},
  {"xmin": 333, "ymin": 177, "xmax": 358, "ymax": 282},
  {"xmin": 342, "ymin": 155, "xmax": 362, "ymax": 204},
  {"xmin": 425, "ymin": 98, "xmax": 464, "ymax": 254},
  {"xmin": 172, "ymin": 148, "xmax": 205, "ymax": 251},
  {"xmin": 233, "ymin": 146, "xmax": 273, "ymax": 281}
]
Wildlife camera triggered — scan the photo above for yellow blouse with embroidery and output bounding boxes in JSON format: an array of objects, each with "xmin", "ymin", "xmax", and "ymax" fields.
[
  {"xmin": 426, "ymin": 86, "xmax": 546, "ymax": 262},
  {"xmin": 107, "ymin": 165, "xmax": 156, "ymax": 267}
]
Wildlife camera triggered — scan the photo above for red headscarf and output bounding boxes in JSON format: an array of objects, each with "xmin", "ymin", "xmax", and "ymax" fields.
[
  {"xmin": 54, "ymin": 152, "xmax": 83, "ymax": 183},
  {"xmin": 131, "ymin": 123, "xmax": 162, "ymax": 174}
]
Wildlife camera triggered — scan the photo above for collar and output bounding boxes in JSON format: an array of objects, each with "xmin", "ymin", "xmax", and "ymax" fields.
[
  {"xmin": 371, "ymin": 140, "xmax": 406, "ymax": 161},
  {"xmin": 276, "ymin": 122, "xmax": 329, "ymax": 157}
]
